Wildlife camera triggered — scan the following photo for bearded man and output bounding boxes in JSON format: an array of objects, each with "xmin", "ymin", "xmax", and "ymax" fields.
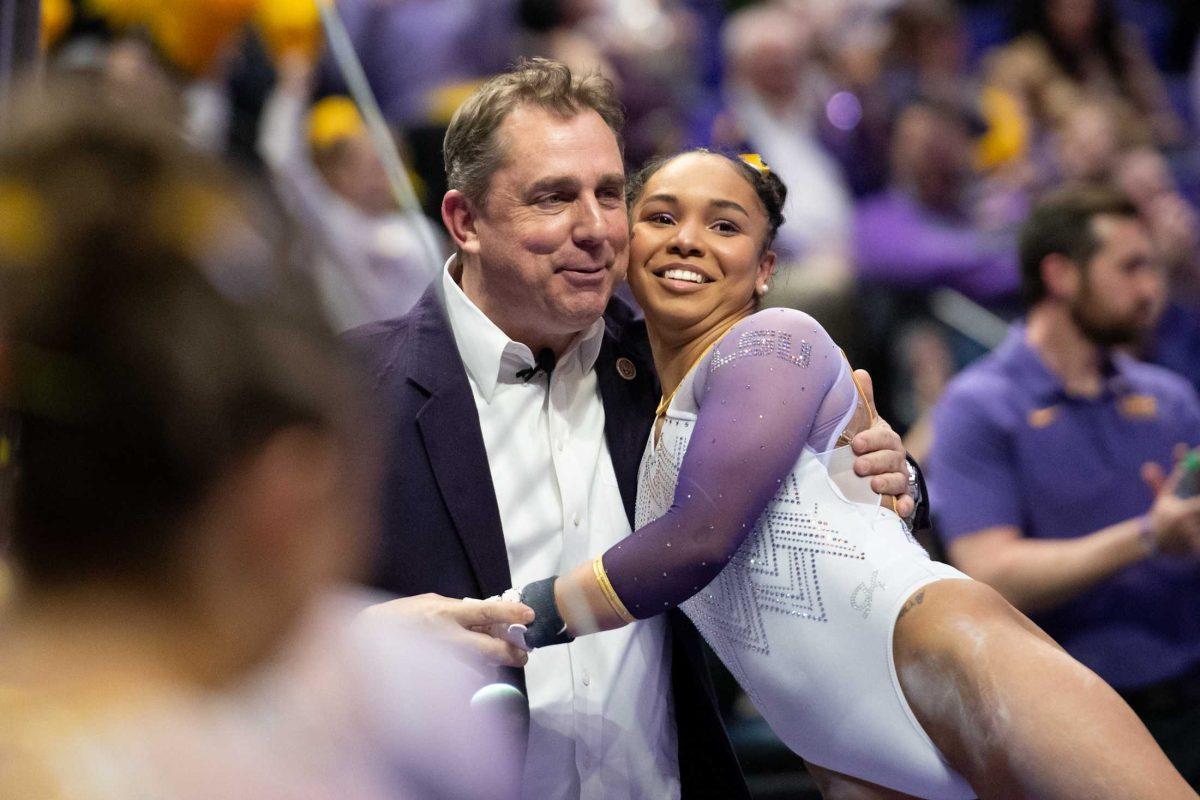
[{"xmin": 929, "ymin": 187, "xmax": 1200, "ymax": 788}]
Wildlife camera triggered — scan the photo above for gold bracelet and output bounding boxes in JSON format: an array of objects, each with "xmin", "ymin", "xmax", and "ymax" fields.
[{"xmin": 592, "ymin": 557, "xmax": 636, "ymax": 624}]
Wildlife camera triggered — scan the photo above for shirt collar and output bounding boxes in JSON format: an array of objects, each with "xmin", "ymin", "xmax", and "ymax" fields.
[
  {"xmin": 1000, "ymin": 322, "xmax": 1137, "ymax": 402},
  {"xmin": 439, "ymin": 255, "xmax": 606, "ymax": 402}
]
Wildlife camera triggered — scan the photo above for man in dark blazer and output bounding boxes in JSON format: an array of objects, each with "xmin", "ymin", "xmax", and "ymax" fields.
[{"xmin": 349, "ymin": 59, "xmax": 915, "ymax": 800}]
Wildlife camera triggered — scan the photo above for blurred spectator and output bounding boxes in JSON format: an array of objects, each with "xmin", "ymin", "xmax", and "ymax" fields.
[
  {"xmin": 817, "ymin": 0, "xmax": 1030, "ymax": 198},
  {"xmin": 317, "ymin": 0, "xmax": 519, "ymax": 219},
  {"xmin": 46, "ymin": 1, "xmax": 246, "ymax": 151},
  {"xmin": 1117, "ymin": 147, "xmax": 1200, "ymax": 282},
  {"xmin": 854, "ymin": 99, "xmax": 1021, "ymax": 304},
  {"xmin": 322, "ymin": 0, "xmax": 517, "ymax": 129},
  {"xmin": 258, "ymin": 55, "xmax": 441, "ymax": 329},
  {"xmin": 1053, "ymin": 99, "xmax": 1122, "ymax": 187},
  {"xmin": 0, "ymin": 84, "xmax": 516, "ymax": 799},
  {"xmin": 50, "ymin": 30, "xmax": 183, "ymax": 127},
  {"xmin": 893, "ymin": 321, "xmax": 956, "ymax": 462},
  {"xmin": 516, "ymin": 0, "xmax": 617, "ymax": 89},
  {"xmin": 928, "ymin": 187, "xmax": 1200, "ymax": 786},
  {"xmin": 985, "ymin": 0, "xmax": 1184, "ymax": 151},
  {"xmin": 1115, "ymin": 147, "xmax": 1200, "ymax": 395},
  {"xmin": 1193, "ymin": 31, "xmax": 1200, "ymax": 131},
  {"xmin": 877, "ymin": 0, "xmax": 971, "ymax": 110},
  {"xmin": 596, "ymin": 1, "xmax": 710, "ymax": 165},
  {"xmin": 717, "ymin": 2, "xmax": 854, "ymax": 300}
]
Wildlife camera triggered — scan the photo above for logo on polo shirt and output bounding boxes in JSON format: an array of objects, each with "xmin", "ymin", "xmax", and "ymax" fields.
[
  {"xmin": 1028, "ymin": 406, "xmax": 1058, "ymax": 428},
  {"xmin": 1119, "ymin": 394, "xmax": 1158, "ymax": 420}
]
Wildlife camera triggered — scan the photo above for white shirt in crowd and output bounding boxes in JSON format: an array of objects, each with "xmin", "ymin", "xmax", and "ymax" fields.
[
  {"xmin": 440, "ymin": 258, "xmax": 680, "ymax": 800},
  {"xmin": 257, "ymin": 86, "xmax": 439, "ymax": 331}
]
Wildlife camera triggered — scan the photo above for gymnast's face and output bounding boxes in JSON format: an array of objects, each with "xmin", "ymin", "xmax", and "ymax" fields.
[{"xmin": 628, "ymin": 153, "xmax": 775, "ymax": 336}]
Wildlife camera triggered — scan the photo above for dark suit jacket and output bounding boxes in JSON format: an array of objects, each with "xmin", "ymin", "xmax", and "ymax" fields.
[{"xmin": 346, "ymin": 285, "xmax": 749, "ymax": 799}]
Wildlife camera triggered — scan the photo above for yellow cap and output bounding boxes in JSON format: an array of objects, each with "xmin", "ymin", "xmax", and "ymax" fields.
[
  {"xmin": 255, "ymin": 0, "xmax": 323, "ymax": 63},
  {"xmin": 307, "ymin": 95, "xmax": 365, "ymax": 151}
]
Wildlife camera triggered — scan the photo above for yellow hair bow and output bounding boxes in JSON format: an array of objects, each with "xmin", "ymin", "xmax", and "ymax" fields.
[{"xmin": 739, "ymin": 153, "xmax": 769, "ymax": 176}]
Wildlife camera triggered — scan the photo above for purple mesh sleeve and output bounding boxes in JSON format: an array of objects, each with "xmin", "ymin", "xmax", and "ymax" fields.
[{"xmin": 603, "ymin": 308, "xmax": 853, "ymax": 619}]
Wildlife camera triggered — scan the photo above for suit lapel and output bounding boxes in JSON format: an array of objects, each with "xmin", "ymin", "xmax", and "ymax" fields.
[
  {"xmin": 408, "ymin": 290, "xmax": 512, "ymax": 598},
  {"xmin": 596, "ymin": 313, "xmax": 658, "ymax": 526}
]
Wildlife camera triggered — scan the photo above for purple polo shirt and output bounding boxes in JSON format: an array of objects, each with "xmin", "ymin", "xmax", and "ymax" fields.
[{"xmin": 928, "ymin": 324, "xmax": 1200, "ymax": 690}]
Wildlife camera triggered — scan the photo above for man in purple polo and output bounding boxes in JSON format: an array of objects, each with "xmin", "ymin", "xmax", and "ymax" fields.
[{"xmin": 928, "ymin": 187, "xmax": 1200, "ymax": 786}]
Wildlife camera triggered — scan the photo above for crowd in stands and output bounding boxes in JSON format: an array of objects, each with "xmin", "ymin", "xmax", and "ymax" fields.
[{"xmin": 37, "ymin": 0, "xmax": 1200, "ymax": 419}]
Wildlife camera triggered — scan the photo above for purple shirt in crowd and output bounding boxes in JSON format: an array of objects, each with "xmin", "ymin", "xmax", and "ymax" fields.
[
  {"xmin": 1152, "ymin": 302, "xmax": 1200, "ymax": 396},
  {"xmin": 853, "ymin": 190, "xmax": 1020, "ymax": 303},
  {"xmin": 928, "ymin": 324, "xmax": 1200, "ymax": 690}
]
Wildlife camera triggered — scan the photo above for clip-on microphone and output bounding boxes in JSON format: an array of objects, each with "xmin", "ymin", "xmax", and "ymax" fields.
[{"xmin": 516, "ymin": 348, "xmax": 557, "ymax": 383}]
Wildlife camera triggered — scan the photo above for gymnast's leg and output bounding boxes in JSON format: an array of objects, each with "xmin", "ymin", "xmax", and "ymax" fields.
[{"xmin": 893, "ymin": 580, "xmax": 1196, "ymax": 800}]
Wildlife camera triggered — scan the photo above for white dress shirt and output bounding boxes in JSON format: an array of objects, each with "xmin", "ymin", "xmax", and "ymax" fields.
[{"xmin": 440, "ymin": 258, "xmax": 680, "ymax": 800}]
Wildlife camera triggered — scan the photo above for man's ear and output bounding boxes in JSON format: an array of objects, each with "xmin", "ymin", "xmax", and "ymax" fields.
[
  {"xmin": 1041, "ymin": 253, "xmax": 1081, "ymax": 301},
  {"xmin": 441, "ymin": 189, "xmax": 482, "ymax": 255}
]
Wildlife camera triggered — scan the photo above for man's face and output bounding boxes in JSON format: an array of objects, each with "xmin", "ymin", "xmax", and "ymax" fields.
[
  {"xmin": 1070, "ymin": 215, "xmax": 1165, "ymax": 346},
  {"xmin": 462, "ymin": 106, "xmax": 628, "ymax": 346}
]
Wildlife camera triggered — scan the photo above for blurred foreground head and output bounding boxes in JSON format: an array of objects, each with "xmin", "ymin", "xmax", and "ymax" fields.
[{"xmin": 0, "ymin": 80, "xmax": 370, "ymax": 682}]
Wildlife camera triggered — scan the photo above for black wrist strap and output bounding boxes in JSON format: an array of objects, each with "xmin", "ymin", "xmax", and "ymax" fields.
[
  {"xmin": 521, "ymin": 576, "xmax": 575, "ymax": 649},
  {"xmin": 907, "ymin": 455, "xmax": 931, "ymax": 533}
]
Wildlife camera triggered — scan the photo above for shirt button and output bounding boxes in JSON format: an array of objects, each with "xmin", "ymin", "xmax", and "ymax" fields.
[
  {"xmin": 556, "ymin": 441, "xmax": 565, "ymax": 453},
  {"xmin": 581, "ymin": 670, "xmax": 591, "ymax": 686},
  {"xmin": 573, "ymin": 514, "xmax": 581, "ymax": 527}
]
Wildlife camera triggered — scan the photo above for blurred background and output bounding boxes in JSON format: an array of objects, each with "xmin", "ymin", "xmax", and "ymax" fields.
[{"xmin": 12, "ymin": 0, "xmax": 1200, "ymax": 796}]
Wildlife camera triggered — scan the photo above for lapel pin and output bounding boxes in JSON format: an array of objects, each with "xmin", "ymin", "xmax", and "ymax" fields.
[{"xmin": 616, "ymin": 357, "xmax": 636, "ymax": 381}]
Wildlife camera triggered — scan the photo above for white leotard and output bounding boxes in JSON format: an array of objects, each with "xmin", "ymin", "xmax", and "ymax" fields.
[{"xmin": 632, "ymin": 312, "xmax": 974, "ymax": 799}]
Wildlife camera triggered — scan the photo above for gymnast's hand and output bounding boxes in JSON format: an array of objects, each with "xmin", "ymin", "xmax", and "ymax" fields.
[
  {"xmin": 848, "ymin": 368, "xmax": 915, "ymax": 520},
  {"xmin": 358, "ymin": 593, "xmax": 535, "ymax": 668}
]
